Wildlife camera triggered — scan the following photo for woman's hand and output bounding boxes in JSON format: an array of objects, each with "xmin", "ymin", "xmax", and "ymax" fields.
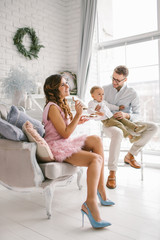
[
  {"xmin": 78, "ymin": 116, "xmax": 89, "ymax": 124},
  {"xmin": 75, "ymin": 100, "xmax": 83, "ymax": 116}
]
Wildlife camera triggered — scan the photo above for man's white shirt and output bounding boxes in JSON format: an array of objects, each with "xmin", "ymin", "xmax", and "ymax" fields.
[{"xmin": 103, "ymin": 83, "xmax": 140, "ymax": 122}]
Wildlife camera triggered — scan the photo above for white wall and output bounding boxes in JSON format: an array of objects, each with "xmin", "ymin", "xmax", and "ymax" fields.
[
  {"xmin": 0, "ymin": 0, "xmax": 80, "ymax": 94},
  {"xmin": 65, "ymin": 0, "xmax": 81, "ymax": 72}
]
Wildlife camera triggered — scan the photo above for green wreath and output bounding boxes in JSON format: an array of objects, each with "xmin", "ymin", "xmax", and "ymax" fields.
[{"xmin": 13, "ymin": 27, "xmax": 44, "ymax": 59}]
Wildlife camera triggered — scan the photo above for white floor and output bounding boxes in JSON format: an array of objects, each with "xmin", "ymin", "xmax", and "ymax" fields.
[{"xmin": 0, "ymin": 165, "xmax": 160, "ymax": 240}]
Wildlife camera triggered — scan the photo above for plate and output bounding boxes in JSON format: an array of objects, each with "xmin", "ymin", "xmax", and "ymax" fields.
[{"xmin": 82, "ymin": 114, "xmax": 98, "ymax": 119}]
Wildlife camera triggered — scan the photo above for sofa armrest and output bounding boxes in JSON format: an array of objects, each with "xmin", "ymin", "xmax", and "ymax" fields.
[{"xmin": 0, "ymin": 139, "xmax": 44, "ymax": 189}]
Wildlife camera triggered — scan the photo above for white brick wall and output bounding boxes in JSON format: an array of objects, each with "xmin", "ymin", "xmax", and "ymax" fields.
[
  {"xmin": 0, "ymin": 0, "xmax": 81, "ymax": 95},
  {"xmin": 65, "ymin": 0, "xmax": 81, "ymax": 72}
]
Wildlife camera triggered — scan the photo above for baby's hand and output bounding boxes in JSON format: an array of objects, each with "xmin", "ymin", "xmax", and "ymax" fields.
[
  {"xmin": 95, "ymin": 104, "xmax": 101, "ymax": 112},
  {"xmin": 96, "ymin": 111, "xmax": 104, "ymax": 116},
  {"xmin": 119, "ymin": 105, "xmax": 125, "ymax": 110}
]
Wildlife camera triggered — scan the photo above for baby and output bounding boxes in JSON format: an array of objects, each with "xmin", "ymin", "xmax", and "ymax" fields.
[{"xmin": 88, "ymin": 86, "xmax": 146, "ymax": 143}]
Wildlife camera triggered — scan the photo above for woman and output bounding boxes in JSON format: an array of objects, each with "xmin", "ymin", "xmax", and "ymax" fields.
[{"xmin": 43, "ymin": 74, "xmax": 114, "ymax": 228}]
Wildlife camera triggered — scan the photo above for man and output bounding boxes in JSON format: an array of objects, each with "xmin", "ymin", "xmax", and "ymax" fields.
[{"xmin": 103, "ymin": 65, "xmax": 158, "ymax": 189}]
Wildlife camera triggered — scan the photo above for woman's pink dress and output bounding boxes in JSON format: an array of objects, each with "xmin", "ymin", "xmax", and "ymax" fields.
[{"xmin": 42, "ymin": 102, "xmax": 87, "ymax": 162}]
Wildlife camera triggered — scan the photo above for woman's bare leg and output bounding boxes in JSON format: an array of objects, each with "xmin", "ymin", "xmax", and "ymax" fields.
[
  {"xmin": 83, "ymin": 135, "xmax": 107, "ymax": 201},
  {"xmin": 65, "ymin": 149, "xmax": 103, "ymax": 222}
]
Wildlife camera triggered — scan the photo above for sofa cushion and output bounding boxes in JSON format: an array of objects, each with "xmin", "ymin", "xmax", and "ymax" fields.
[
  {"xmin": 0, "ymin": 104, "xmax": 9, "ymax": 120},
  {"xmin": 39, "ymin": 162, "xmax": 78, "ymax": 180},
  {"xmin": 23, "ymin": 121, "xmax": 54, "ymax": 162},
  {"xmin": 0, "ymin": 118, "xmax": 27, "ymax": 141},
  {"xmin": 7, "ymin": 105, "xmax": 45, "ymax": 136}
]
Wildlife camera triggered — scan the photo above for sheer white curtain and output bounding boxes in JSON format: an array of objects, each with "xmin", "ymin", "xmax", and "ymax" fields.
[{"xmin": 77, "ymin": 0, "xmax": 97, "ymax": 100}]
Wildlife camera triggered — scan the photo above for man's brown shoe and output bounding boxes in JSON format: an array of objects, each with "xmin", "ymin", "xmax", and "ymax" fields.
[
  {"xmin": 124, "ymin": 155, "xmax": 141, "ymax": 168},
  {"xmin": 106, "ymin": 177, "xmax": 116, "ymax": 189}
]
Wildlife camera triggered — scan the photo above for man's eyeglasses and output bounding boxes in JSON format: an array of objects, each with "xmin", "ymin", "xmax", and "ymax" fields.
[{"xmin": 111, "ymin": 76, "xmax": 126, "ymax": 83}]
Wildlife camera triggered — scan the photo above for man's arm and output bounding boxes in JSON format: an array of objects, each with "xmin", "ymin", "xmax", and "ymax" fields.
[
  {"xmin": 129, "ymin": 95, "xmax": 140, "ymax": 121},
  {"xmin": 114, "ymin": 93, "xmax": 140, "ymax": 122}
]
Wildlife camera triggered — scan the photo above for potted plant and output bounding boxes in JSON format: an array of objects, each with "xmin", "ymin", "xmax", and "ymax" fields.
[{"xmin": 2, "ymin": 66, "xmax": 36, "ymax": 108}]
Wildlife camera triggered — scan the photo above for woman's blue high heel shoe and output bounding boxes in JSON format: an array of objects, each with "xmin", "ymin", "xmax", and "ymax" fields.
[
  {"xmin": 97, "ymin": 190, "xmax": 115, "ymax": 206},
  {"xmin": 81, "ymin": 202, "xmax": 111, "ymax": 228}
]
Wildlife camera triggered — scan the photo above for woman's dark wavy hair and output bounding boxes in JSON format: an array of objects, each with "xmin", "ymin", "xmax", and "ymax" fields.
[{"xmin": 44, "ymin": 74, "xmax": 73, "ymax": 120}]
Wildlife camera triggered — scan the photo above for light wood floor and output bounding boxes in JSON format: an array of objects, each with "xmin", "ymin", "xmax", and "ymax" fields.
[{"xmin": 0, "ymin": 165, "xmax": 160, "ymax": 240}]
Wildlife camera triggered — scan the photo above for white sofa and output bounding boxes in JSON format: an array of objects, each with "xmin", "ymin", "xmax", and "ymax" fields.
[{"xmin": 0, "ymin": 104, "xmax": 83, "ymax": 218}]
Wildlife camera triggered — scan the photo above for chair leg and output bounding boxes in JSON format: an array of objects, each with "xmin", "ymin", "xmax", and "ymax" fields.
[
  {"xmin": 77, "ymin": 168, "xmax": 83, "ymax": 190},
  {"xmin": 140, "ymin": 150, "xmax": 144, "ymax": 181},
  {"xmin": 44, "ymin": 184, "xmax": 55, "ymax": 219}
]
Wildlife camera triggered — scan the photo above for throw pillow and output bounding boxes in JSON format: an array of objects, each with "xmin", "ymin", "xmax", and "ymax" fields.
[
  {"xmin": 7, "ymin": 105, "xmax": 45, "ymax": 136},
  {"xmin": 0, "ymin": 104, "xmax": 9, "ymax": 120},
  {"xmin": 0, "ymin": 118, "xmax": 27, "ymax": 141},
  {"xmin": 23, "ymin": 121, "xmax": 54, "ymax": 162}
]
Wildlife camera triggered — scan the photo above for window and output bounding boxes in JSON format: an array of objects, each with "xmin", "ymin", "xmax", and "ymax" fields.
[
  {"xmin": 85, "ymin": 0, "xmax": 160, "ymax": 154},
  {"xmin": 98, "ymin": 0, "xmax": 158, "ymax": 42},
  {"xmin": 98, "ymin": 40, "xmax": 160, "ymax": 123}
]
